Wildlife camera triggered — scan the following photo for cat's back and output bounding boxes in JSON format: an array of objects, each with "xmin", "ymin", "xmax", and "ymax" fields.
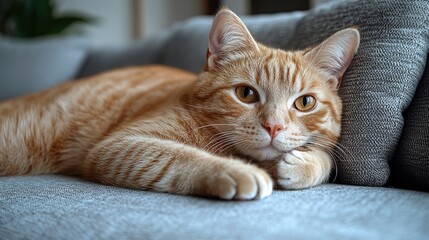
[
  {"xmin": 1, "ymin": 65, "xmax": 197, "ymax": 117},
  {"xmin": 0, "ymin": 65, "xmax": 197, "ymax": 174}
]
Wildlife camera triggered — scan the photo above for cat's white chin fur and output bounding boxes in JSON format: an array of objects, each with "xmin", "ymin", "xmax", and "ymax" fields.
[{"xmin": 240, "ymin": 145, "xmax": 283, "ymax": 161}]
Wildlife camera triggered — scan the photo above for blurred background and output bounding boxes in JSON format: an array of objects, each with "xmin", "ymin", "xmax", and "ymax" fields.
[
  {"xmin": 0, "ymin": 0, "xmax": 332, "ymax": 100},
  {"xmin": 0, "ymin": 0, "xmax": 330, "ymax": 47}
]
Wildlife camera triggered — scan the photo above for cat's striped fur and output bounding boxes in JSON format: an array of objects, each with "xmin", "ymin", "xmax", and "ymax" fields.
[{"xmin": 0, "ymin": 9, "xmax": 359, "ymax": 200}]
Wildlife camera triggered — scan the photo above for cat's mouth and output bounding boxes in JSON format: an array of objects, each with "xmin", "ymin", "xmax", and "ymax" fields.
[
  {"xmin": 240, "ymin": 137, "xmax": 311, "ymax": 161},
  {"xmin": 253, "ymin": 144, "xmax": 290, "ymax": 160},
  {"xmin": 258, "ymin": 139, "xmax": 311, "ymax": 156},
  {"xmin": 259, "ymin": 144, "xmax": 280, "ymax": 152}
]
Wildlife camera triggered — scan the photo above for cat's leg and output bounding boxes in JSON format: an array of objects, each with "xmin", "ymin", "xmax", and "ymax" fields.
[
  {"xmin": 83, "ymin": 135, "xmax": 272, "ymax": 200},
  {"xmin": 275, "ymin": 148, "xmax": 332, "ymax": 189}
]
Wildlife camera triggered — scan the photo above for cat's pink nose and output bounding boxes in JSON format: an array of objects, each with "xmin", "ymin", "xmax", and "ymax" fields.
[{"xmin": 262, "ymin": 122, "xmax": 285, "ymax": 139}]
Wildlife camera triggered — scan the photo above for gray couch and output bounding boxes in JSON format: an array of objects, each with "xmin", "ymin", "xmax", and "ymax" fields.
[{"xmin": 1, "ymin": 1, "xmax": 429, "ymax": 239}]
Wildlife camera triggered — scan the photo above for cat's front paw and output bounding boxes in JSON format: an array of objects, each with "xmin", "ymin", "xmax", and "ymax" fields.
[
  {"xmin": 206, "ymin": 162, "xmax": 273, "ymax": 200},
  {"xmin": 276, "ymin": 150, "xmax": 331, "ymax": 189}
]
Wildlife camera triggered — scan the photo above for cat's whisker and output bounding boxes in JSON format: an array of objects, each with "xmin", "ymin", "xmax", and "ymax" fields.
[
  {"xmin": 214, "ymin": 138, "xmax": 251, "ymax": 155},
  {"xmin": 205, "ymin": 131, "xmax": 236, "ymax": 143},
  {"xmin": 210, "ymin": 135, "xmax": 243, "ymax": 153},
  {"xmin": 306, "ymin": 141, "xmax": 340, "ymax": 183},
  {"xmin": 184, "ymin": 104, "xmax": 220, "ymax": 111},
  {"xmin": 205, "ymin": 132, "xmax": 239, "ymax": 151},
  {"xmin": 208, "ymin": 132, "xmax": 252, "ymax": 155},
  {"xmin": 204, "ymin": 132, "xmax": 238, "ymax": 151},
  {"xmin": 223, "ymin": 138, "xmax": 257, "ymax": 152},
  {"xmin": 312, "ymin": 135, "xmax": 355, "ymax": 162},
  {"xmin": 192, "ymin": 123, "xmax": 237, "ymax": 131},
  {"xmin": 308, "ymin": 141, "xmax": 348, "ymax": 181},
  {"xmin": 210, "ymin": 138, "xmax": 238, "ymax": 155}
]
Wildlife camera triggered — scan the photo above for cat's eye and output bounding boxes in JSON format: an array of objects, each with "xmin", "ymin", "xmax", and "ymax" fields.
[
  {"xmin": 294, "ymin": 95, "xmax": 316, "ymax": 111},
  {"xmin": 235, "ymin": 86, "xmax": 259, "ymax": 103}
]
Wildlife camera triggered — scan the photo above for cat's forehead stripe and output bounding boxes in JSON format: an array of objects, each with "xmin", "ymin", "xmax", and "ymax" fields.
[
  {"xmin": 263, "ymin": 61, "xmax": 270, "ymax": 83},
  {"xmin": 254, "ymin": 65, "xmax": 260, "ymax": 84},
  {"xmin": 290, "ymin": 62, "xmax": 299, "ymax": 86},
  {"xmin": 277, "ymin": 54, "xmax": 285, "ymax": 83}
]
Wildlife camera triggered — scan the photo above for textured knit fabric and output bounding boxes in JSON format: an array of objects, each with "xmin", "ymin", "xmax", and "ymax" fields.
[
  {"xmin": 1, "ymin": 175, "xmax": 429, "ymax": 240},
  {"xmin": 391, "ymin": 58, "xmax": 429, "ymax": 191},
  {"xmin": 285, "ymin": 0, "xmax": 429, "ymax": 186},
  {"xmin": 0, "ymin": 36, "xmax": 88, "ymax": 100}
]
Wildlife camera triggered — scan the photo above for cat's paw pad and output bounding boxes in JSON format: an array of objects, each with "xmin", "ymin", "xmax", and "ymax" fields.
[
  {"xmin": 276, "ymin": 151, "xmax": 321, "ymax": 189},
  {"xmin": 207, "ymin": 163, "xmax": 273, "ymax": 200}
]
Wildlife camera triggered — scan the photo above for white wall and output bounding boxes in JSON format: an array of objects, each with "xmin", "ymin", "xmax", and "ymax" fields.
[
  {"xmin": 59, "ymin": 0, "xmax": 312, "ymax": 47},
  {"xmin": 221, "ymin": 0, "xmax": 250, "ymax": 15},
  {"xmin": 57, "ymin": 0, "xmax": 205, "ymax": 46},
  {"xmin": 57, "ymin": 0, "xmax": 133, "ymax": 47},
  {"xmin": 140, "ymin": 0, "xmax": 204, "ymax": 37}
]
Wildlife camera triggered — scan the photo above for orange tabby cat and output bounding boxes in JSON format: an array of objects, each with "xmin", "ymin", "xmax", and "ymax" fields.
[{"xmin": 0, "ymin": 9, "xmax": 359, "ymax": 200}]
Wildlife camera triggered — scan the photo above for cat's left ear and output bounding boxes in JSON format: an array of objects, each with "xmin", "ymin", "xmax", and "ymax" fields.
[
  {"xmin": 304, "ymin": 28, "xmax": 360, "ymax": 90},
  {"xmin": 206, "ymin": 9, "xmax": 259, "ymax": 71}
]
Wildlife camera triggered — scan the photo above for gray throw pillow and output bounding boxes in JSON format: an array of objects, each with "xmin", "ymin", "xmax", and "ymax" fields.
[
  {"xmin": 0, "ymin": 36, "xmax": 88, "ymax": 100},
  {"xmin": 391, "ymin": 58, "xmax": 429, "ymax": 191},
  {"xmin": 285, "ymin": 0, "xmax": 429, "ymax": 186}
]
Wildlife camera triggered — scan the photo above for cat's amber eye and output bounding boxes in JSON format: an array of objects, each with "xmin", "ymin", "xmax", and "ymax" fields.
[
  {"xmin": 294, "ymin": 95, "xmax": 316, "ymax": 111},
  {"xmin": 235, "ymin": 86, "xmax": 259, "ymax": 103}
]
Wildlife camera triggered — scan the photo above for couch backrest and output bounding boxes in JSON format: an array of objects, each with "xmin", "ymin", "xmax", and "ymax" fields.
[
  {"xmin": 79, "ymin": 0, "xmax": 429, "ymax": 190},
  {"xmin": 79, "ymin": 12, "xmax": 304, "ymax": 77}
]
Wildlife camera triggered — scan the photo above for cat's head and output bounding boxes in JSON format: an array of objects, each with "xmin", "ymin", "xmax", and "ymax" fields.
[{"xmin": 191, "ymin": 9, "xmax": 360, "ymax": 161}]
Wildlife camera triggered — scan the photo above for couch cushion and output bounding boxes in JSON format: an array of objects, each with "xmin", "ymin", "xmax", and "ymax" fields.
[
  {"xmin": 285, "ymin": 0, "xmax": 429, "ymax": 186},
  {"xmin": 0, "ymin": 36, "xmax": 88, "ymax": 100},
  {"xmin": 391, "ymin": 58, "xmax": 429, "ymax": 191},
  {"xmin": 1, "ymin": 175, "xmax": 428, "ymax": 240}
]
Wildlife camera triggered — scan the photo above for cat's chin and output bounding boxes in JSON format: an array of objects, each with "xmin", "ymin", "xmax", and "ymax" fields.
[{"xmin": 239, "ymin": 145, "xmax": 283, "ymax": 162}]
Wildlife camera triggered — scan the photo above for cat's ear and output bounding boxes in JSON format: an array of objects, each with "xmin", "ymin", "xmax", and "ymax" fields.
[
  {"xmin": 206, "ymin": 9, "xmax": 259, "ymax": 71},
  {"xmin": 304, "ymin": 28, "xmax": 360, "ymax": 90}
]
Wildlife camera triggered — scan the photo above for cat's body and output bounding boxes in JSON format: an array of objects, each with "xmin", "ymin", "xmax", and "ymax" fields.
[{"xmin": 0, "ymin": 9, "xmax": 359, "ymax": 200}]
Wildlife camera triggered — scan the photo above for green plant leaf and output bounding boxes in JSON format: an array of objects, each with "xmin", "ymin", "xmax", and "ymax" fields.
[
  {"xmin": 45, "ymin": 15, "xmax": 95, "ymax": 35},
  {"xmin": 10, "ymin": 0, "xmax": 32, "ymax": 37},
  {"xmin": 34, "ymin": 0, "xmax": 54, "ymax": 36},
  {"xmin": 0, "ymin": 0, "xmax": 94, "ymax": 38}
]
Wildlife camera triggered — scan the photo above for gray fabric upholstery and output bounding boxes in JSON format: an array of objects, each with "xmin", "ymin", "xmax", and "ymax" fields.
[
  {"xmin": 78, "ymin": 31, "xmax": 171, "ymax": 78},
  {"xmin": 286, "ymin": 0, "xmax": 429, "ymax": 186},
  {"xmin": 1, "ymin": 175, "xmax": 428, "ymax": 240},
  {"xmin": 391, "ymin": 58, "xmax": 429, "ymax": 191},
  {"xmin": 0, "ymin": 36, "xmax": 88, "ymax": 100}
]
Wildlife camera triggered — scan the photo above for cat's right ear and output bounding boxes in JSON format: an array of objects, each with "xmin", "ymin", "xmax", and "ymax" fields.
[{"xmin": 206, "ymin": 9, "xmax": 259, "ymax": 71}]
